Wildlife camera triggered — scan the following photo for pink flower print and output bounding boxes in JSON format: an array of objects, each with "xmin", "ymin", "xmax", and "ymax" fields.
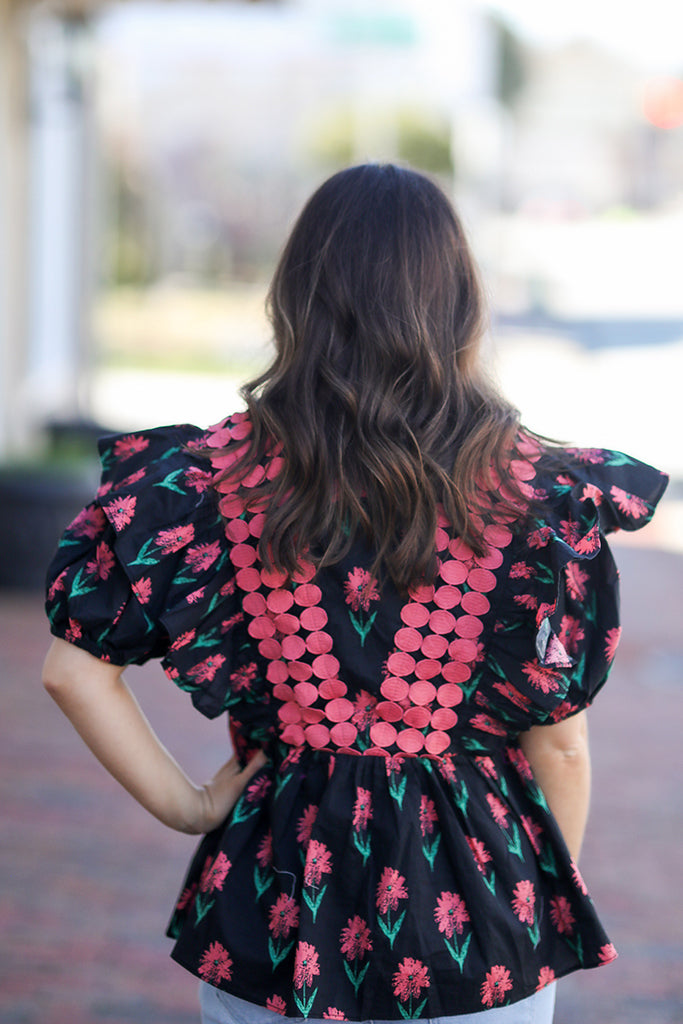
[
  {"xmin": 466, "ymin": 836, "xmax": 492, "ymax": 875},
  {"xmin": 610, "ymin": 485, "xmax": 648, "ymax": 519},
  {"xmin": 230, "ymin": 662, "xmax": 258, "ymax": 692},
  {"xmin": 469, "ymin": 714, "xmax": 508, "ymax": 737},
  {"xmin": 199, "ymin": 852, "xmax": 232, "ymax": 893},
  {"xmin": 352, "ymin": 691, "xmax": 379, "ymax": 729},
  {"xmin": 155, "ymin": 523, "xmax": 195, "ymax": 554},
  {"xmin": 549, "ymin": 700, "xmax": 579, "ymax": 722},
  {"xmin": 340, "ymin": 916, "xmax": 373, "ymax": 961},
  {"xmin": 549, "ymin": 895, "xmax": 575, "ymax": 935},
  {"xmin": 186, "ymin": 587, "xmax": 206, "ymax": 604},
  {"xmin": 117, "ymin": 468, "xmax": 146, "ymax": 490},
  {"xmin": 568, "ymin": 448, "xmax": 605, "ymax": 464},
  {"xmin": 296, "ymin": 804, "xmax": 319, "ymax": 847},
  {"xmin": 434, "ymin": 891, "xmax": 470, "ymax": 939},
  {"xmin": 113, "ymin": 434, "xmax": 149, "ymax": 460},
  {"xmin": 604, "ymin": 626, "xmax": 621, "ymax": 662},
  {"xmin": 475, "ymin": 757, "xmax": 497, "ymax": 778},
  {"xmin": 520, "ymin": 816, "xmax": 543, "ymax": 855},
  {"xmin": 598, "ymin": 943, "xmax": 618, "ymax": 964},
  {"xmin": 385, "ymin": 754, "xmax": 405, "ymax": 777},
  {"xmin": 303, "ymin": 840, "xmax": 332, "ymax": 887},
  {"xmin": 536, "ymin": 966, "xmax": 556, "ymax": 990},
  {"xmin": 565, "ymin": 561, "xmax": 589, "ymax": 600},
  {"xmin": 268, "ymin": 893, "xmax": 300, "ymax": 939},
  {"xmin": 513, "ymin": 593, "xmax": 538, "ymax": 610},
  {"xmin": 486, "ymin": 794, "xmax": 509, "ymax": 828},
  {"xmin": 480, "ymin": 964, "xmax": 513, "ymax": 1008},
  {"xmin": 185, "ymin": 540, "xmax": 221, "ymax": 573},
  {"xmin": 221, "ymin": 579, "xmax": 236, "ymax": 596},
  {"xmin": 559, "ymin": 518, "xmax": 582, "ymax": 547},
  {"xmin": 176, "ymin": 882, "xmax": 197, "ymax": 911},
  {"xmin": 86, "ymin": 541, "xmax": 115, "ymax": 580},
  {"xmin": 506, "ymin": 746, "xmax": 533, "ymax": 780},
  {"xmin": 198, "ymin": 941, "xmax": 233, "ymax": 984},
  {"xmin": 170, "ymin": 629, "xmax": 196, "ymax": 652},
  {"xmin": 522, "ymin": 661, "xmax": 561, "ymax": 694},
  {"xmin": 393, "ymin": 958, "xmax": 430, "ymax": 1003},
  {"xmin": 221, "ymin": 612, "xmax": 245, "ymax": 633},
  {"xmin": 293, "ymin": 941, "xmax": 320, "ymax": 989},
  {"xmin": 65, "ymin": 618, "xmax": 82, "ymax": 643},
  {"xmin": 493, "ymin": 682, "xmax": 531, "ymax": 711},
  {"xmin": 185, "ymin": 466, "xmax": 214, "ymax": 493},
  {"xmin": 527, "ymin": 526, "xmax": 553, "ymax": 549},
  {"xmin": 103, "ymin": 494, "xmax": 137, "ymax": 532},
  {"xmin": 70, "ymin": 505, "xmax": 106, "ymax": 539},
  {"xmin": 47, "ymin": 569, "xmax": 68, "ymax": 600},
  {"xmin": 511, "ymin": 880, "xmax": 535, "ymax": 924},
  {"xmin": 544, "ymin": 633, "xmax": 573, "ymax": 667},
  {"xmin": 438, "ymin": 757, "xmax": 457, "ymax": 783},
  {"xmin": 558, "ymin": 615, "xmax": 584, "ymax": 656},
  {"xmin": 246, "ymin": 776, "xmax": 272, "ymax": 803},
  {"xmin": 571, "ymin": 859, "xmax": 588, "ymax": 895},
  {"xmin": 257, "ymin": 830, "xmax": 273, "ymax": 868},
  {"xmin": 419, "ymin": 796, "xmax": 438, "ymax": 837},
  {"xmin": 575, "ymin": 523, "xmax": 599, "ymax": 556},
  {"xmin": 187, "ymin": 653, "xmax": 226, "ymax": 683},
  {"xmin": 376, "ymin": 867, "xmax": 408, "ymax": 914},
  {"xmin": 581, "ymin": 482, "xmax": 603, "ymax": 505},
  {"xmin": 343, "ymin": 567, "xmax": 380, "ymax": 612},
  {"xmin": 323, "ymin": 1009, "xmax": 347, "ymax": 1020},
  {"xmin": 266, "ymin": 995, "xmax": 287, "ymax": 1015},
  {"xmin": 510, "ymin": 560, "xmax": 535, "ymax": 579},
  {"xmin": 132, "ymin": 576, "xmax": 152, "ymax": 605},
  {"xmin": 353, "ymin": 788, "xmax": 373, "ymax": 831}
]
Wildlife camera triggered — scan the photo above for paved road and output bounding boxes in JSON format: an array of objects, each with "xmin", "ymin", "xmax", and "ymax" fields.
[{"xmin": 0, "ymin": 539, "xmax": 681, "ymax": 1024}]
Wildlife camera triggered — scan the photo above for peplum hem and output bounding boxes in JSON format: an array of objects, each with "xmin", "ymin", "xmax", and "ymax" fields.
[{"xmin": 167, "ymin": 745, "xmax": 615, "ymax": 1020}]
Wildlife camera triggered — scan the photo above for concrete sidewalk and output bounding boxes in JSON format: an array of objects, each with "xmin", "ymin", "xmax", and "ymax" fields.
[{"xmin": 0, "ymin": 540, "xmax": 681, "ymax": 1024}]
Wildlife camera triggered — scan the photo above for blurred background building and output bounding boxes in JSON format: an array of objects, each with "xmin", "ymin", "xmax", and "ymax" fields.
[{"xmin": 1, "ymin": 0, "xmax": 682, "ymax": 562}]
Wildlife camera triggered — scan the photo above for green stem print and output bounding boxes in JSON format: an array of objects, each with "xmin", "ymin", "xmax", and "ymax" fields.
[
  {"xmin": 421, "ymin": 832, "xmax": 441, "ymax": 871},
  {"xmin": 349, "ymin": 609, "xmax": 378, "ymax": 646},
  {"xmin": 303, "ymin": 884, "xmax": 328, "ymax": 922},
  {"xmin": 194, "ymin": 892, "xmax": 215, "ymax": 924},
  {"xmin": 377, "ymin": 907, "xmax": 407, "ymax": 949},
  {"xmin": 353, "ymin": 829, "xmax": 371, "ymax": 864},
  {"xmin": 344, "ymin": 958, "xmax": 370, "ymax": 996},
  {"xmin": 253, "ymin": 862, "xmax": 274, "ymax": 901},
  {"xmin": 444, "ymin": 932, "xmax": 472, "ymax": 972},
  {"xmin": 388, "ymin": 774, "xmax": 407, "ymax": 809}
]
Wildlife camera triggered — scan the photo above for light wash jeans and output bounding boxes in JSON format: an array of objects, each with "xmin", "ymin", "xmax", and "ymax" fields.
[{"xmin": 199, "ymin": 983, "xmax": 556, "ymax": 1024}]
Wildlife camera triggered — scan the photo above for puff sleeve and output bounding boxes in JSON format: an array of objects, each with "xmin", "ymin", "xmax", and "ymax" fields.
[
  {"xmin": 45, "ymin": 425, "xmax": 241, "ymax": 718},
  {"xmin": 486, "ymin": 448, "xmax": 668, "ymax": 729}
]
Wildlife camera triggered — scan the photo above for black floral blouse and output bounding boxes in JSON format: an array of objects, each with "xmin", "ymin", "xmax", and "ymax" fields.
[{"xmin": 45, "ymin": 414, "xmax": 668, "ymax": 1019}]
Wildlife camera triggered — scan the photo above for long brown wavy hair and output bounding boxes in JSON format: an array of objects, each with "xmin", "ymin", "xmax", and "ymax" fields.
[{"xmin": 212, "ymin": 164, "xmax": 536, "ymax": 590}]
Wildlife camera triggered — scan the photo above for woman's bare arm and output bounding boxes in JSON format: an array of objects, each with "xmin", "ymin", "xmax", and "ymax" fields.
[
  {"xmin": 42, "ymin": 637, "xmax": 265, "ymax": 834},
  {"xmin": 519, "ymin": 711, "xmax": 591, "ymax": 862}
]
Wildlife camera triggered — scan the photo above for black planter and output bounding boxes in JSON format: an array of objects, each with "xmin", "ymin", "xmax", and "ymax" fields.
[{"xmin": 0, "ymin": 464, "xmax": 99, "ymax": 591}]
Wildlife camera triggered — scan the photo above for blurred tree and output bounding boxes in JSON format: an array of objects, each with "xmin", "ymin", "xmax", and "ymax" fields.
[
  {"xmin": 106, "ymin": 163, "xmax": 151, "ymax": 286},
  {"xmin": 396, "ymin": 109, "xmax": 454, "ymax": 175},
  {"xmin": 305, "ymin": 104, "xmax": 453, "ymax": 175}
]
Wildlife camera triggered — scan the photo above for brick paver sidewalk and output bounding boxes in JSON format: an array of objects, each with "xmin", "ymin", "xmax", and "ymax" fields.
[{"xmin": 1, "ymin": 541, "xmax": 681, "ymax": 1024}]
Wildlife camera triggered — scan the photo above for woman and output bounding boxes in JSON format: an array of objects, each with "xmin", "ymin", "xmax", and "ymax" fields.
[{"xmin": 43, "ymin": 164, "xmax": 668, "ymax": 1023}]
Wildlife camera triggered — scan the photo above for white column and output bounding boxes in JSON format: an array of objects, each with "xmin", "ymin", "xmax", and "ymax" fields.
[
  {"xmin": 23, "ymin": 10, "xmax": 95, "ymax": 428},
  {"xmin": 0, "ymin": 0, "xmax": 30, "ymax": 456}
]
